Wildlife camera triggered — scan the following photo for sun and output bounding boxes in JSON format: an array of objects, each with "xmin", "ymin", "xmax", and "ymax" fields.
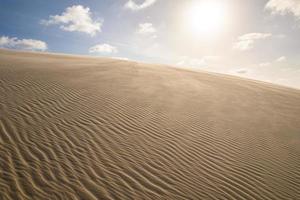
[{"xmin": 184, "ymin": 1, "xmax": 226, "ymax": 36}]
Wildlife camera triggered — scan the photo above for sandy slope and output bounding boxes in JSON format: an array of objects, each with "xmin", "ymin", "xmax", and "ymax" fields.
[{"xmin": 0, "ymin": 49, "xmax": 300, "ymax": 200}]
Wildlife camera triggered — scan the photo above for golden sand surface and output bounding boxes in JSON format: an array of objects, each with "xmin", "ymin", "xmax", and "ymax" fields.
[{"xmin": 1, "ymin": 49, "xmax": 300, "ymax": 199}]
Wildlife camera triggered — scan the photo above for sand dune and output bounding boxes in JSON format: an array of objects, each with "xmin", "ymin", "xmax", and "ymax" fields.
[{"xmin": 0, "ymin": 49, "xmax": 300, "ymax": 200}]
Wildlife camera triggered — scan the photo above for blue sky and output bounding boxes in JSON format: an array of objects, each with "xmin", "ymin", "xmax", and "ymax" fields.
[{"xmin": 0, "ymin": 0, "xmax": 300, "ymax": 88}]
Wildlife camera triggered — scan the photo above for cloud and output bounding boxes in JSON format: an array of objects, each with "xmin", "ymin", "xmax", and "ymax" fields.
[
  {"xmin": 259, "ymin": 62, "xmax": 271, "ymax": 67},
  {"xmin": 89, "ymin": 44, "xmax": 118, "ymax": 54},
  {"xmin": 0, "ymin": 36, "xmax": 47, "ymax": 51},
  {"xmin": 125, "ymin": 0, "xmax": 157, "ymax": 11},
  {"xmin": 276, "ymin": 56, "xmax": 286, "ymax": 62},
  {"xmin": 137, "ymin": 23, "xmax": 156, "ymax": 35},
  {"xmin": 238, "ymin": 33, "xmax": 272, "ymax": 40},
  {"xmin": 176, "ymin": 57, "xmax": 205, "ymax": 67},
  {"xmin": 111, "ymin": 57, "xmax": 130, "ymax": 61},
  {"xmin": 176, "ymin": 56, "xmax": 220, "ymax": 67},
  {"xmin": 275, "ymin": 34, "xmax": 286, "ymax": 39},
  {"xmin": 265, "ymin": 0, "xmax": 300, "ymax": 18},
  {"xmin": 231, "ymin": 68, "xmax": 250, "ymax": 74},
  {"xmin": 258, "ymin": 56, "xmax": 286, "ymax": 67},
  {"xmin": 233, "ymin": 40, "xmax": 254, "ymax": 51},
  {"xmin": 41, "ymin": 5, "xmax": 102, "ymax": 36},
  {"xmin": 233, "ymin": 33, "xmax": 272, "ymax": 51}
]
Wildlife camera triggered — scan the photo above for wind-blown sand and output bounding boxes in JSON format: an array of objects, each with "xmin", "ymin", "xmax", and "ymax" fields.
[{"xmin": 1, "ymin": 49, "xmax": 300, "ymax": 200}]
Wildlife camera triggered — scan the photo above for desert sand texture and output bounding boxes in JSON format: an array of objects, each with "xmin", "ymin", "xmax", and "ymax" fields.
[{"xmin": 1, "ymin": 49, "xmax": 300, "ymax": 200}]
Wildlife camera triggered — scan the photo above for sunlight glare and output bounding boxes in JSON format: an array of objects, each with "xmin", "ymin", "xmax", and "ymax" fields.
[{"xmin": 184, "ymin": 1, "xmax": 226, "ymax": 36}]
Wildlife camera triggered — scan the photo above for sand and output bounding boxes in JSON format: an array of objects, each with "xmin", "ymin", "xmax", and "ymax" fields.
[{"xmin": 0, "ymin": 49, "xmax": 300, "ymax": 200}]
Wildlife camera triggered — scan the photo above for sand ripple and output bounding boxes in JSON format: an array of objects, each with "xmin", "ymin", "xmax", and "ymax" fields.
[{"xmin": 1, "ymin": 50, "xmax": 300, "ymax": 199}]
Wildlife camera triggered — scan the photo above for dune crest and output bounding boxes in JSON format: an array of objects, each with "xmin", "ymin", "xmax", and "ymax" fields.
[{"xmin": 1, "ymin": 49, "xmax": 300, "ymax": 200}]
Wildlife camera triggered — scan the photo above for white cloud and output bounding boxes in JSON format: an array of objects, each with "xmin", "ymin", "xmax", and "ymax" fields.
[
  {"xmin": 276, "ymin": 56, "xmax": 287, "ymax": 62},
  {"xmin": 275, "ymin": 34, "xmax": 286, "ymax": 39},
  {"xmin": 89, "ymin": 44, "xmax": 118, "ymax": 54},
  {"xmin": 176, "ymin": 57, "xmax": 205, "ymax": 67},
  {"xmin": 258, "ymin": 56, "xmax": 286, "ymax": 67},
  {"xmin": 231, "ymin": 68, "xmax": 250, "ymax": 74},
  {"xmin": 0, "ymin": 36, "xmax": 47, "ymax": 51},
  {"xmin": 259, "ymin": 62, "xmax": 271, "ymax": 67},
  {"xmin": 137, "ymin": 23, "xmax": 156, "ymax": 35},
  {"xmin": 125, "ymin": 0, "xmax": 157, "ymax": 11},
  {"xmin": 111, "ymin": 57, "xmax": 129, "ymax": 61},
  {"xmin": 265, "ymin": 0, "xmax": 300, "ymax": 18},
  {"xmin": 233, "ymin": 33, "xmax": 272, "ymax": 51},
  {"xmin": 238, "ymin": 33, "xmax": 272, "ymax": 40},
  {"xmin": 233, "ymin": 40, "xmax": 254, "ymax": 51},
  {"xmin": 41, "ymin": 5, "xmax": 102, "ymax": 36},
  {"xmin": 176, "ymin": 56, "xmax": 220, "ymax": 67}
]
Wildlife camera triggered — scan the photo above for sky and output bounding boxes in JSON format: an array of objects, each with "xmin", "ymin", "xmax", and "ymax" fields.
[{"xmin": 0, "ymin": 0, "xmax": 300, "ymax": 89}]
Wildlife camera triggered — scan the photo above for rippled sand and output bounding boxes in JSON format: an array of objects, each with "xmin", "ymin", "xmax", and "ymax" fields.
[{"xmin": 1, "ymin": 49, "xmax": 300, "ymax": 200}]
